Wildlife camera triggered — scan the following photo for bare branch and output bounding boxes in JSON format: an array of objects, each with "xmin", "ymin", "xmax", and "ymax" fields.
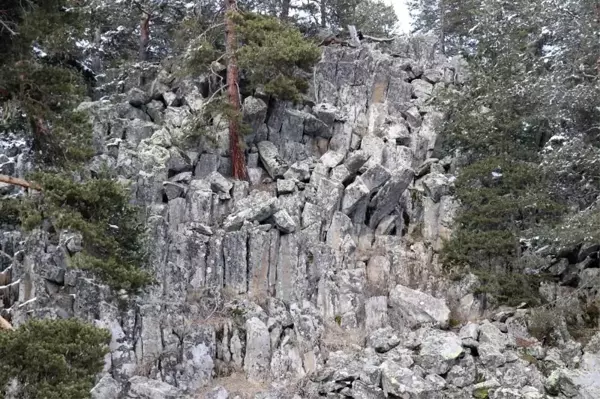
[
  {"xmin": 0, "ymin": 174, "xmax": 40, "ymax": 190},
  {"xmin": 362, "ymin": 34, "xmax": 395, "ymax": 43},
  {"xmin": 0, "ymin": 18, "xmax": 18, "ymax": 36}
]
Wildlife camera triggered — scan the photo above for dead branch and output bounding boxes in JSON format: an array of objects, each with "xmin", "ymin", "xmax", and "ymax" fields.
[
  {"xmin": 0, "ymin": 18, "xmax": 17, "ymax": 36},
  {"xmin": 0, "ymin": 174, "xmax": 40, "ymax": 190},
  {"xmin": 362, "ymin": 34, "xmax": 395, "ymax": 43}
]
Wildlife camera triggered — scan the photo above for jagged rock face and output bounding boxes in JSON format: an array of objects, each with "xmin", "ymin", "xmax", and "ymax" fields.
[{"xmin": 1, "ymin": 35, "xmax": 594, "ymax": 399}]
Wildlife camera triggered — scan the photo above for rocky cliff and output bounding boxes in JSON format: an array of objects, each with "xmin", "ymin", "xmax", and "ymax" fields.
[{"xmin": 1, "ymin": 34, "xmax": 599, "ymax": 399}]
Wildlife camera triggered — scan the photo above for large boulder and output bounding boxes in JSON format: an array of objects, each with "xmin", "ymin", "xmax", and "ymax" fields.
[
  {"xmin": 126, "ymin": 376, "xmax": 181, "ymax": 399},
  {"xmin": 417, "ymin": 330, "xmax": 464, "ymax": 375},
  {"xmin": 258, "ymin": 141, "xmax": 288, "ymax": 179},
  {"xmin": 388, "ymin": 284, "xmax": 450, "ymax": 329}
]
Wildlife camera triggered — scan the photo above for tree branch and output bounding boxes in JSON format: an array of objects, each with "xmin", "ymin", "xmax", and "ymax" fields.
[
  {"xmin": 0, "ymin": 18, "xmax": 17, "ymax": 36},
  {"xmin": 362, "ymin": 34, "xmax": 395, "ymax": 43},
  {"xmin": 0, "ymin": 174, "xmax": 41, "ymax": 190}
]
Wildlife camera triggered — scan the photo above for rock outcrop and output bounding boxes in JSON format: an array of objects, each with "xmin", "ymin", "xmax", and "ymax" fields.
[{"xmin": 0, "ymin": 31, "xmax": 595, "ymax": 399}]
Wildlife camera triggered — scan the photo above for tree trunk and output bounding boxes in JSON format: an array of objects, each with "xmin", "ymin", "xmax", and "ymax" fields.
[
  {"xmin": 320, "ymin": 0, "xmax": 327, "ymax": 28},
  {"xmin": 280, "ymin": 0, "xmax": 291, "ymax": 19},
  {"xmin": 439, "ymin": 0, "xmax": 446, "ymax": 54},
  {"xmin": 139, "ymin": 12, "xmax": 150, "ymax": 61},
  {"xmin": 225, "ymin": 0, "xmax": 247, "ymax": 180}
]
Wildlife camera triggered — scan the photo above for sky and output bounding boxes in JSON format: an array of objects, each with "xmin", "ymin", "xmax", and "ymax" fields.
[{"xmin": 388, "ymin": 0, "xmax": 412, "ymax": 33}]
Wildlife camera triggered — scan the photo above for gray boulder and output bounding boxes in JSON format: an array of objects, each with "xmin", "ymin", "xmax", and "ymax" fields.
[
  {"xmin": 126, "ymin": 376, "xmax": 181, "ymax": 399},
  {"xmin": 258, "ymin": 141, "xmax": 288, "ymax": 179},
  {"xmin": 388, "ymin": 284, "xmax": 450, "ymax": 329}
]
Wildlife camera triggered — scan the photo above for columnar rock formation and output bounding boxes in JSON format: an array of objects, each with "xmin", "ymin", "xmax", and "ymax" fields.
[{"xmin": 1, "ymin": 35, "xmax": 599, "ymax": 398}]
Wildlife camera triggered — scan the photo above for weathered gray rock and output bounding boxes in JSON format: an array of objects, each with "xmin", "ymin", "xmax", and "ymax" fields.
[
  {"xmin": 365, "ymin": 296, "xmax": 389, "ymax": 332},
  {"xmin": 223, "ymin": 192, "xmax": 278, "ymax": 230},
  {"xmin": 244, "ymin": 317, "xmax": 271, "ymax": 382},
  {"xmin": 380, "ymin": 361, "xmax": 430, "ymax": 398},
  {"xmin": 91, "ymin": 375, "xmax": 120, "ymax": 399},
  {"xmin": 208, "ymin": 171, "xmax": 233, "ymax": 199},
  {"xmin": 127, "ymin": 376, "xmax": 181, "ymax": 399},
  {"xmin": 205, "ymin": 386, "xmax": 229, "ymax": 399},
  {"xmin": 258, "ymin": 141, "xmax": 288, "ymax": 178},
  {"xmin": 352, "ymin": 380, "xmax": 385, "ymax": 399},
  {"xmin": 417, "ymin": 330, "xmax": 464, "ymax": 375},
  {"xmin": 360, "ymin": 164, "xmax": 391, "ymax": 192},
  {"xmin": 283, "ymin": 160, "xmax": 311, "ymax": 181},
  {"xmin": 368, "ymin": 167, "xmax": 414, "ymax": 228},
  {"xmin": 320, "ymin": 150, "xmax": 345, "ymax": 168},
  {"xmin": 344, "ymin": 150, "xmax": 370, "ymax": 173},
  {"xmin": 163, "ymin": 181, "xmax": 186, "ymax": 200},
  {"xmin": 243, "ymin": 96, "xmax": 268, "ymax": 131},
  {"xmin": 388, "ymin": 284, "xmax": 450, "ymax": 329},
  {"xmin": 367, "ymin": 327, "xmax": 401, "ymax": 353},
  {"xmin": 276, "ymin": 179, "xmax": 296, "ymax": 195},
  {"xmin": 421, "ymin": 173, "xmax": 450, "ymax": 202},
  {"xmin": 273, "ymin": 210, "xmax": 297, "ymax": 233},
  {"xmin": 341, "ymin": 178, "xmax": 370, "ymax": 214}
]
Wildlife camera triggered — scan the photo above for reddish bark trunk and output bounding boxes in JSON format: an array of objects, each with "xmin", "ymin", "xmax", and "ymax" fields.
[
  {"xmin": 225, "ymin": 0, "xmax": 247, "ymax": 180},
  {"xmin": 139, "ymin": 12, "xmax": 150, "ymax": 61}
]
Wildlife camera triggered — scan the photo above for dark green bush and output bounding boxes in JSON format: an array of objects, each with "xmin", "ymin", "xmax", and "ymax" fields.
[{"xmin": 0, "ymin": 318, "xmax": 110, "ymax": 399}]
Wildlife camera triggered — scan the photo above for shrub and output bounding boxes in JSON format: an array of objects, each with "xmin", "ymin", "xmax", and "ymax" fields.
[
  {"xmin": 472, "ymin": 270, "xmax": 547, "ymax": 307},
  {"xmin": 0, "ymin": 318, "xmax": 110, "ymax": 399}
]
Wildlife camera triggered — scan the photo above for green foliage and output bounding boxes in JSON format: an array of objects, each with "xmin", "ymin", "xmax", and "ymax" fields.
[
  {"xmin": 17, "ymin": 173, "xmax": 151, "ymax": 291},
  {"xmin": 186, "ymin": 12, "xmax": 321, "ymax": 102},
  {"xmin": 443, "ymin": 157, "xmax": 563, "ymax": 270},
  {"xmin": 0, "ymin": 0, "xmax": 92, "ymax": 168},
  {"xmin": 235, "ymin": 12, "xmax": 321, "ymax": 100},
  {"xmin": 472, "ymin": 270, "xmax": 546, "ymax": 307},
  {"xmin": 0, "ymin": 318, "xmax": 110, "ymax": 399}
]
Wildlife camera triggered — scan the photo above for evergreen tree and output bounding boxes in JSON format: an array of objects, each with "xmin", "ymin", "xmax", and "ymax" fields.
[{"xmin": 0, "ymin": 319, "xmax": 110, "ymax": 399}]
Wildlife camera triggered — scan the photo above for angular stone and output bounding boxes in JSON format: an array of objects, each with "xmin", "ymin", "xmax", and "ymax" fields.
[
  {"xmin": 316, "ymin": 177, "xmax": 344, "ymax": 221},
  {"xmin": 244, "ymin": 317, "xmax": 271, "ymax": 382},
  {"xmin": 360, "ymin": 164, "xmax": 391, "ymax": 192},
  {"xmin": 344, "ymin": 150, "xmax": 370, "ymax": 174},
  {"xmin": 411, "ymin": 79, "xmax": 434, "ymax": 99},
  {"xmin": 388, "ymin": 284, "xmax": 450, "ymax": 329},
  {"xmin": 368, "ymin": 167, "xmax": 414, "ymax": 228},
  {"xmin": 273, "ymin": 210, "xmax": 297, "ymax": 233},
  {"xmin": 352, "ymin": 380, "xmax": 385, "ymax": 399},
  {"xmin": 365, "ymin": 296, "xmax": 388, "ymax": 332},
  {"xmin": 330, "ymin": 164, "xmax": 352, "ymax": 184},
  {"xmin": 320, "ymin": 150, "xmax": 345, "ymax": 168},
  {"xmin": 281, "ymin": 109, "xmax": 307, "ymax": 142},
  {"xmin": 258, "ymin": 141, "xmax": 288, "ymax": 179},
  {"xmin": 326, "ymin": 211, "xmax": 353, "ymax": 251},
  {"xmin": 163, "ymin": 181, "xmax": 186, "ymax": 200},
  {"xmin": 283, "ymin": 160, "xmax": 311, "ymax": 182},
  {"xmin": 380, "ymin": 361, "xmax": 429, "ymax": 398},
  {"xmin": 418, "ymin": 330, "xmax": 464, "ymax": 375},
  {"xmin": 91, "ymin": 375, "xmax": 120, "ymax": 399},
  {"xmin": 421, "ymin": 173, "xmax": 450, "ymax": 202},
  {"xmin": 223, "ymin": 229, "xmax": 247, "ymax": 294},
  {"xmin": 341, "ymin": 178, "xmax": 369, "ymax": 215},
  {"xmin": 223, "ymin": 193, "xmax": 278, "ymax": 231},
  {"xmin": 367, "ymin": 327, "xmax": 401, "ymax": 353},
  {"xmin": 127, "ymin": 376, "xmax": 181, "ymax": 399},
  {"xmin": 276, "ymin": 179, "xmax": 296, "ymax": 195},
  {"xmin": 195, "ymin": 153, "xmax": 220, "ymax": 178},
  {"xmin": 208, "ymin": 171, "xmax": 233, "ymax": 199},
  {"xmin": 243, "ymin": 96, "xmax": 268, "ymax": 131}
]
